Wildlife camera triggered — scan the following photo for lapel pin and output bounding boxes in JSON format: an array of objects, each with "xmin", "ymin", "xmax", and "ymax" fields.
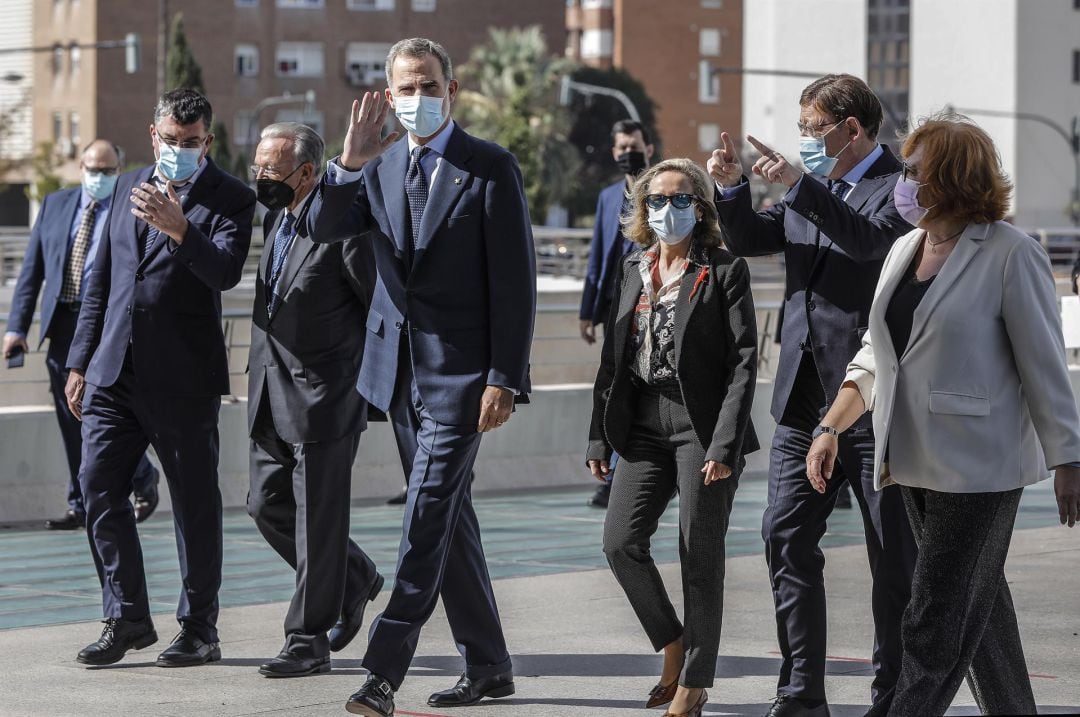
[{"xmin": 453, "ymin": 177, "xmax": 462, "ymax": 185}]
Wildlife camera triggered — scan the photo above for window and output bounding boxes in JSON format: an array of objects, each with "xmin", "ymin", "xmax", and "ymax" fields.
[
  {"xmin": 347, "ymin": 0, "xmax": 394, "ymax": 9},
  {"xmin": 235, "ymin": 44, "xmax": 259, "ymax": 77},
  {"xmin": 277, "ymin": 0, "xmax": 323, "ymax": 7},
  {"xmin": 701, "ymin": 0, "xmax": 723, "ymax": 7},
  {"xmin": 698, "ymin": 123, "xmax": 720, "ymax": 152},
  {"xmin": 235, "ymin": 0, "xmax": 258, "ymax": 5},
  {"xmin": 234, "ymin": 111, "xmax": 257, "ymax": 148},
  {"xmin": 1074, "ymin": 49, "xmax": 1080, "ymax": 84},
  {"xmin": 51, "ymin": 44, "xmax": 64, "ymax": 76},
  {"xmin": 274, "ymin": 108, "xmax": 325, "ymax": 137},
  {"xmin": 69, "ymin": 45, "xmax": 81, "ymax": 74},
  {"xmin": 69, "ymin": 112, "xmax": 80, "ymax": 151},
  {"xmin": 699, "ymin": 28, "xmax": 721, "ymax": 56},
  {"xmin": 580, "ymin": 29, "xmax": 613, "ymax": 58},
  {"xmin": 276, "ymin": 42, "xmax": 324, "ymax": 77},
  {"xmin": 412, "ymin": 0, "xmax": 435, "ymax": 9},
  {"xmin": 346, "ymin": 42, "xmax": 392, "ymax": 86},
  {"xmin": 698, "ymin": 60, "xmax": 720, "ymax": 103},
  {"xmin": 582, "ymin": 0, "xmax": 612, "ymax": 7},
  {"xmin": 52, "ymin": 112, "xmax": 63, "ymax": 142}
]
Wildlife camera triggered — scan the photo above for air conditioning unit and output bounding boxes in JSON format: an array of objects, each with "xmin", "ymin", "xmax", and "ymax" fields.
[{"xmin": 346, "ymin": 64, "xmax": 365, "ymax": 87}]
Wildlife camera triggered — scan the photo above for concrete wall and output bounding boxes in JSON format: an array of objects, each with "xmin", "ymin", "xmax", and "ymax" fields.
[
  {"xmin": 0, "ymin": 381, "xmax": 776, "ymax": 525},
  {"xmin": 742, "ymin": 0, "xmax": 867, "ymax": 164}
]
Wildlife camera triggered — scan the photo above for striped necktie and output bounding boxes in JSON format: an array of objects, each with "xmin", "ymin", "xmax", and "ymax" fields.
[
  {"xmin": 267, "ymin": 213, "xmax": 296, "ymax": 313},
  {"xmin": 60, "ymin": 200, "xmax": 99, "ymax": 303},
  {"xmin": 829, "ymin": 178, "xmax": 850, "ymax": 201}
]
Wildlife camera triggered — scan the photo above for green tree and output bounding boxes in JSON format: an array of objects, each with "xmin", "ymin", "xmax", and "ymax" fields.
[
  {"xmin": 165, "ymin": 13, "xmax": 205, "ymax": 94},
  {"xmin": 565, "ymin": 66, "xmax": 660, "ymax": 224},
  {"xmin": 455, "ymin": 26, "xmax": 580, "ymax": 222},
  {"xmin": 24, "ymin": 141, "xmax": 64, "ymax": 204},
  {"xmin": 209, "ymin": 119, "xmax": 234, "ymax": 173}
]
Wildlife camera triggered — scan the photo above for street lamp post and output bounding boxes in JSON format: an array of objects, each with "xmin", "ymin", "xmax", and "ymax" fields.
[
  {"xmin": 558, "ymin": 76, "xmax": 641, "ymax": 122},
  {"xmin": 945, "ymin": 104, "xmax": 1080, "ymax": 227}
]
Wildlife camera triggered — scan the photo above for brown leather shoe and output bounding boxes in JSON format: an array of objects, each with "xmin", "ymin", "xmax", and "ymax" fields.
[
  {"xmin": 133, "ymin": 487, "xmax": 159, "ymax": 523},
  {"xmin": 663, "ymin": 689, "xmax": 707, "ymax": 717},
  {"xmin": 646, "ymin": 680, "xmax": 678, "ymax": 709}
]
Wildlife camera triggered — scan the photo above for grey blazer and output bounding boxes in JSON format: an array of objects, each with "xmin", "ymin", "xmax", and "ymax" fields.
[
  {"xmin": 588, "ymin": 244, "xmax": 760, "ymax": 468},
  {"xmin": 846, "ymin": 221, "xmax": 1080, "ymax": 492},
  {"xmin": 247, "ymin": 205, "xmax": 376, "ymax": 445}
]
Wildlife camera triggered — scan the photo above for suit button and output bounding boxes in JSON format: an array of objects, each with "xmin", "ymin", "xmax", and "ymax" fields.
[
  {"xmin": 136, "ymin": 273, "xmax": 145, "ymax": 281},
  {"xmin": 807, "ymin": 300, "xmax": 816, "ymax": 311},
  {"xmin": 394, "ymin": 321, "xmax": 403, "ymax": 330},
  {"xmin": 126, "ymin": 306, "xmax": 132, "ymax": 315}
]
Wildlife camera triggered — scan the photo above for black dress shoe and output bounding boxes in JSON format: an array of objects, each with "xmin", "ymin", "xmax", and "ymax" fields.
[
  {"xmin": 765, "ymin": 695, "xmax": 831, "ymax": 717},
  {"xmin": 588, "ymin": 482, "xmax": 611, "ymax": 508},
  {"xmin": 427, "ymin": 671, "xmax": 515, "ymax": 707},
  {"xmin": 258, "ymin": 650, "xmax": 330, "ymax": 678},
  {"xmin": 330, "ymin": 573, "xmax": 385, "ymax": 652},
  {"xmin": 155, "ymin": 628, "xmax": 221, "ymax": 667},
  {"xmin": 134, "ymin": 486, "xmax": 159, "ymax": 524},
  {"xmin": 76, "ymin": 616, "xmax": 158, "ymax": 665},
  {"xmin": 346, "ymin": 673, "xmax": 395, "ymax": 716},
  {"xmin": 46, "ymin": 510, "xmax": 85, "ymax": 530}
]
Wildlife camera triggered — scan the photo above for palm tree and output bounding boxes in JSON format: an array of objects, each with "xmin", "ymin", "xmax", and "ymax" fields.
[{"xmin": 456, "ymin": 26, "xmax": 581, "ymax": 223}]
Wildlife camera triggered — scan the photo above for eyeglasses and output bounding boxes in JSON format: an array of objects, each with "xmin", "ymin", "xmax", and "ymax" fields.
[
  {"xmin": 84, "ymin": 167, "xmax": 119, "ymax": 176},
  {"xmin": 158, "ymin": 135, "xmax": 207, "ymax": 149},
  {"xmin": 900, "ymin": 162, "xmax": 922, "ymax": 183},
  {"xmin": 796, "ymin": 120, "xmax": 840, "ymax": 139},
  {"xmin": 249, "ymin": 164, "xmax": 296, "ymax": 181},
  {"xmin": 645, "ymin": 193, "xmax": 694, "ymax": 210}
]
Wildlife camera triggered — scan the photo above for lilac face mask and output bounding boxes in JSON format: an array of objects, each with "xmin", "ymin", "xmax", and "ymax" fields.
[{"xmin": 893, "ymin": 175, "xmax": 934, "ymax": 226}]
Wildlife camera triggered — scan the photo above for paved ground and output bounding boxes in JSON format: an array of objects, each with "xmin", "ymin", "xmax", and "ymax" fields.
[{"xmin": 1, "ymin": 478, "xmax": 1077, "ymax": 716}]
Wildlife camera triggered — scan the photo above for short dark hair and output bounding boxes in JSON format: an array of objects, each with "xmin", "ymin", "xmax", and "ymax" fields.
[
  {"xmin": 385, "ymin": 37, "xmax": 453, "ymax": 85},
  {"xmin": 153, "ymin": 89, "xmax": 213, "ymax": 131},
  {"xmin": 611, "ymin": 119, "xmax": 650, "ymax": 146},
  {"xmin": 799, "ymin": 74, "xmax": 883, "ymax": 139}
]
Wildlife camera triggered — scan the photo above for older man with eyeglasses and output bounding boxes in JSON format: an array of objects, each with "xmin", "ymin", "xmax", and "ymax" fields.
[{"xmin": 4, "ymin": 139, "xmax": 160, "ymax": 530}]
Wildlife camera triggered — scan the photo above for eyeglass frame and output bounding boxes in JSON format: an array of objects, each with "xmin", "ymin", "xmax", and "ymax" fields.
[
  {"xmin": 645, "ymin": 193, "xmax": 695, "ymax": 210},
  {"xmin": 796, "ymin": 119, "xmax": 843, "ymax": 139},
  {"xmin": 249, "ymin": 163, "xmax": 302, "ymax": 181},
  {"xmin": 900, "ymin": 162, "xmax": 924, "ymax": 184}
]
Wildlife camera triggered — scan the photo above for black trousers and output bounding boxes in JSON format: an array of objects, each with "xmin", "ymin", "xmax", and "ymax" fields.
[
  {"xmin": 603, "ymin": 382, "xmax": 739, "ymax": 688},
  {"xmin": 362, "ymin": 353, "xmax": 510, "ymax": 689},
  {"xmin": 247, "ymin": 397, "xmax": 379, "ymax": 658},
  {"xmin": 762, "ymin": 423, "xmax": 916, "ymax": 703},
  {"xmin": 79, "ymin": 357, "xmax": 223, "ymax": 643},
  {"xmin": 45, "ymin": 304, "xmax": 155, "ymax": 514},
  {"xmin": 883, "ymin": 486, "xmax": 1035, "ymax": 717}
]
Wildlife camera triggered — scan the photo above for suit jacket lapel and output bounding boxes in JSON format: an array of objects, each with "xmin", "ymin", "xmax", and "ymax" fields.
[
  {"xmin": 376, "ymin": 139, "xmax": 410, "ymax": 259},
  {"xmin": 415, "ymin": 126, "xmax": 472, "ymax": 260},
  {"xmin": 674, "ymin": 247, "xmax": 709, "ymax": 367},
  {"xmin": 614, "ymin": 257, "xmax": 644, "ymax": 362},
  {"xmin": 262, "ymin": 210, "xmax": 281, "ymax": 284},
  {"xmin": 130, "ymin": 166, "xmax": 155, "ymax": 259},
  {"xmin": 903, "ymin": 223, "xmax": 986, "ymax": 359},
  {"xmin": 870, "ymin": 231, "xmax": 921, "ymax": 367},
  {"xmin": 53, "ymin": 190, "xmax": 81, "ymax": 275},
  {"xmin": 269, "ymin": 234, "xmax": 316, "ymax": 322}
]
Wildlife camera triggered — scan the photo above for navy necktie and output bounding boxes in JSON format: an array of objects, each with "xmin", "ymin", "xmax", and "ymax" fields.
[
  {"xmin": 268, "ymin": 213, "xmax": 296, "ymax": 312},
  {"xmin": 829, "ymin": 178, "xmax": 850, "ymax": 201},
  {"xmin": 406, "ymin": 146, "xmax": 431, "ymax": 256}
]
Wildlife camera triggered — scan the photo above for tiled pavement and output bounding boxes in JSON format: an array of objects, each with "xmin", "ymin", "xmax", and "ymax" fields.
[{"xmin": 0, "ymin": 475, "xmax": 1065, "ymax": 632}]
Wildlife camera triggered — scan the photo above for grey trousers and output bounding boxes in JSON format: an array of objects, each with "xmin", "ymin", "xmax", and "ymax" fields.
[
  {"xmin": 883, "ymin": 486, "xmax": 1036, "ymax": 717},
  {"xmin": 603, "ymin": 382, "xmax": 739, "ymax": 688}
]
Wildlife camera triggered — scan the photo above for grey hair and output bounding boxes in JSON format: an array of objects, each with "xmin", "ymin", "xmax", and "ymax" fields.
[
  {"xmin": 260, "ymin": 122, "xmax": 325, "ymax": 173},
  {"xmin": 384, "ymin": 37, "xmax": 453, "ymax": 87}
]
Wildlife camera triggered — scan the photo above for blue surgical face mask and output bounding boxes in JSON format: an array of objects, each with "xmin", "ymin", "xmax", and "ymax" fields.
[
  {"xmin": 648, "ymin": 203, "xmax": 698, "ymax": 245},
  {"xmin": 799, "ymin": 123, "xmax": 851, "ymax": 177},
  {"xmin": 156, "ymin": 138, "xmax": 204, "ymax": 182},
  {"xmin": 394, "ymin": 93, "xmax": 448, "ymax": 138},
  {"xmin": 82, "ymin": 170, "xmax": 118, "ymax": 201}
]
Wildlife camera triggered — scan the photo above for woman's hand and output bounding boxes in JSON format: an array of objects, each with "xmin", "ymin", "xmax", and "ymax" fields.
[
  {"xmin": 806, "ymin": 434, "xmax": 839, "ymax": 494},
  {"xmin": 701, "ymin": 461, "xmax": 732, "ymax": 485},
  {"xmin": 588, "ymin": 459, "xmax": 611, "ymax": 482},
  {"xmin": 1054, "ymin": 465, "xmax": 1080, "ymax": 527}
]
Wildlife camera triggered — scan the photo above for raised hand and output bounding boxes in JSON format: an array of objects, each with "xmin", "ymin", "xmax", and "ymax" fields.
[
  {"xmin": 746, "ymin": 135, "xmax": 803, "ymax": 188},
  {"xmin": 707, "ymin": 131, "xmax": 743, "ymax": 189},
  {"xmin": 340, "ymin": 92, "xmax": 400, "ymax": 171},
  {"xmin": 131, "ymin": 181, "xmax": 188, "ymax": 243}
]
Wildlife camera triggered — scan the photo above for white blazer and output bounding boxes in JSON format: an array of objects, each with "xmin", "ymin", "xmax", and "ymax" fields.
[{"xmin": 845, "ymin": 221, "xmax": 1080, "ymax": 492}]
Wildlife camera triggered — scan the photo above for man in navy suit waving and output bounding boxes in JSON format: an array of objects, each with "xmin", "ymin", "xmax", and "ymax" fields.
[
  {"xmin": 303, "ymin": 38, "xmax": 535, "ymax": 717},
  {"xmin": 4, "ymin": 140, "xmax": 159, "ymax": 529},
  {"xmin": 64, "ymin": 89, "xmax": 255, "ymax": 669}
]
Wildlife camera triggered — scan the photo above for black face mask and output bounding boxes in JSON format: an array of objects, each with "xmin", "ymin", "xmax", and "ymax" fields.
[
  {"xmin": 256, "ymin": 165, "xmax": 304, "ymax": 211},
  {"xmin": 615, "ymin": 150, "xmax": 647, "ymax": 177}
]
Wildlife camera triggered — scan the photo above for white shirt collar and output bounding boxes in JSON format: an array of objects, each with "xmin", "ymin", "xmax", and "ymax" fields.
[
  {"xmin": 840, "ymin": 144, "xmax": 884, "ymax": 186},
  {"xmin": 407, "ymin": 119, "xmax": 456, "ymax": 157}
]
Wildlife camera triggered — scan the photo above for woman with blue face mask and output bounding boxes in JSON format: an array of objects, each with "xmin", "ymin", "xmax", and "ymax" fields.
[
  {"xmin": 805, "ymin": 113, "xmax": 1080, "ymax": 716},
  {"xmin": 587, "ymin": 158, "xmax": 760, "ymax": 717}
]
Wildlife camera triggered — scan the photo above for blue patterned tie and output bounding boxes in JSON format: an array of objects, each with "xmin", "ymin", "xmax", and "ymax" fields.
[
  {"xmin": 829, "ymin": 178, "xmax": 850, "ymax": 201},
  {"xmin": 405, "ymin": 146, "xmax": 430, "ymax": 257},
  {"xmin": 143, "ymin": 225, "xmax": 159, "ymax": 258},
  {"xmin": 267, "ymin": 213, "xmax": 296, "ymax": 313}
]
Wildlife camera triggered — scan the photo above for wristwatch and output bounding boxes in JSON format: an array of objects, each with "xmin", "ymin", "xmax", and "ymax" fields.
[{"xmin": 811, "ymin": 424, "xmax": 840, "ymax": 440}]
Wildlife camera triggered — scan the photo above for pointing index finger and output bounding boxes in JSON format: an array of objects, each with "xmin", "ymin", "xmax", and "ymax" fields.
[
  {"xmin": 721, "ymin": 131, "xmax": 736, "ymax": 157},
  {"xmin": 746, "ymin": 134, "xmax": 778, "ymax": 160}
]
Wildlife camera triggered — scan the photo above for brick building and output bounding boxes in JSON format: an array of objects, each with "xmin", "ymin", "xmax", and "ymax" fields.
[
  {"xmin": 31, "ymin": 0, "xmax": 567, "ymax": 185},
  {"xmin": 565, "ymin": 0, "xmax": 742, "ymax": 159}
]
